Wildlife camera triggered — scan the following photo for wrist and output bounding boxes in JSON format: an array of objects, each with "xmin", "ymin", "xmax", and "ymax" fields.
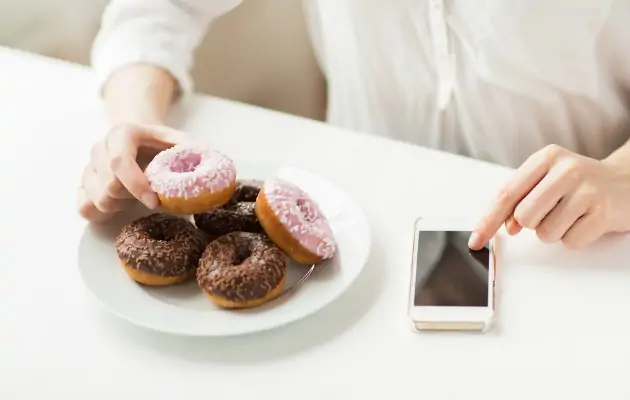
[
  {"xmin": 602, "ymin": 144, "xmax": 630, "ymax": 174},
  {"xmin": 601, "ymin": 153, "xmax": 630, "ymax": 233},
  {"xmin": 103, "ymin": 65, "xmax": 176, "ymax": 128}
]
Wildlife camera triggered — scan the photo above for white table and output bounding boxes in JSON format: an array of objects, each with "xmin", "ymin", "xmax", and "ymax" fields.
[{"xmin": 2, "ymin": 46, "xmax": 630, "ymax": 399}]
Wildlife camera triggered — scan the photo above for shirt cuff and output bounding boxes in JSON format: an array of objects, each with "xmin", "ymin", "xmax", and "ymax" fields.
[{"xmin": 91, "ymin": 27, "xmax": 194, "ymax": 98}]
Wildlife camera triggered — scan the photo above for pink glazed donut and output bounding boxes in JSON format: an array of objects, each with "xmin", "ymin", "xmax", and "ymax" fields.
[
  {"xmin": 145, "ymin": 143, "xmax": 237, "ymax": 215},
  {"xmin": 255, "ymin": 177, "xmax": 336, "ymax": 265}
]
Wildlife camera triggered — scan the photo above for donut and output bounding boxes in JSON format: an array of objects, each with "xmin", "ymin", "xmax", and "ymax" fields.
[
  {"xmin": 255, "ymin": 178, "xmax": 336, "ymax": 265},
  {"xmin": 145, "ymin": 143, "xmax": 237, "ymax": 214},
  {"xmin": 197, "ymin": 232, "xmax": 287, "ymax": 309},
  {"xmin": 116, "ymin": 213, "xmax": 209, "ymax": 286},
  {"xmin": 193, "ymin": 179, "xmax": 264, "ymax": 239}
]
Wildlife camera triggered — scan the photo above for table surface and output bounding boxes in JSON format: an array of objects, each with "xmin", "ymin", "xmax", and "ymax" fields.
[{"xmin": 2, "ymin": 46, "xmax": 630, "ymax": 399}]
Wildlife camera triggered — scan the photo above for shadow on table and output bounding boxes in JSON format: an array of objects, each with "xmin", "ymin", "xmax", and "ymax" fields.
[{"xmin": 82, "ymin": 205, "xmax": 384, "ymax": 364}]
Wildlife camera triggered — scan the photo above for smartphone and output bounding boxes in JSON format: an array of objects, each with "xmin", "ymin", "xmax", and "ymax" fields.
[{"xmin": 407, "ymin": 217, "xmax": 496, "ymax": 332}]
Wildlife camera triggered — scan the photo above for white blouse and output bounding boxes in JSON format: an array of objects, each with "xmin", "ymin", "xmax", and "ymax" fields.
[{"xmin": 91, "ymin": 0, "xmax": 630, "ymax": 169}]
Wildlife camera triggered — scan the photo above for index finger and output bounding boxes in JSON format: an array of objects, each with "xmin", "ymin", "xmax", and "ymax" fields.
[
  {"xmin": 106, "ymin": 126, "xmax": 159, "ymax": 209},
  {"xmin": 468, "ymin": 152, "xmax": 550, "ymax": 249}
]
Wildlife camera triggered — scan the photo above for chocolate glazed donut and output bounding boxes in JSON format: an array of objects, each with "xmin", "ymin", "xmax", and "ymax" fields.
[
  {"xmin": 116, "ymin": 213, "xmax": 209, "ymax": 286},
  {"xmin": 197, "ymin": 232, "xmax": 287, "ymax": 309},
  {"xmin": 193, "ymin": 179, "xmax": 264, "ymax": 239}
]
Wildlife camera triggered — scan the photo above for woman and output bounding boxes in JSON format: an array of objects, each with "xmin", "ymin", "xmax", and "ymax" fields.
[{"xmin": 79, "ymin": 0, "xmax": 630, "ymax": 250}]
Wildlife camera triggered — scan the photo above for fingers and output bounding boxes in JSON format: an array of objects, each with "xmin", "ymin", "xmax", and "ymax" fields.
[
  {"xmin": 91, "ymin": 141, "xmax": 132, "ymax": 199},
  {"xmin": 77, "ymin": 181, "xmax": 118, "ymax": 224},
  {"xmin": 535, "ymin": 193, "xmax": 589, "ymax": 244},
  {"xmin": 77, "ymin": 186, "xmax": 111, "ymax": 223},
  {"xmin": 80, "ymin": 140, "xmax": 137, "ymax": 223},
  {"xmin": 80, "ymin": 162, "xmax": 137, "ymax": 223},
  {"xmin": 512, "ymin": 165, "xmax": 575, "ymax": 229},
  {"xmin": 105, "ymin": 125, "xmax": 162, "ymax": 209},
  {"xmin": 78, "ymin": 123, "xmax": 192, "ymax": 223},
  {"xmin": 79, "ymin": 170, "xmax": 136, "ymax": 223},
  {"xmin": 82, "ymin": 164, "xmax": 117, "ymax": 213},
  {"xmin": 505, "ymin": 213, "xmax": 522, "ymax": 236},
  {"xmin": 560, "ymin": 214, "xmax": 605, "ymax": 250},
  {"xmin": 100, "ymin": 170, "xmax": 132, "ymax": 200},
  {"xmin": 469, "ymin": 149, "xmax": 551, "ymax": 249}
]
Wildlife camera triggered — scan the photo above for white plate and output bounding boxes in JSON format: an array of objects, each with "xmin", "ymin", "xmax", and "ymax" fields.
[{"xmin": 78, "ymin": 162, "xmax": 371, "ymax": 336}]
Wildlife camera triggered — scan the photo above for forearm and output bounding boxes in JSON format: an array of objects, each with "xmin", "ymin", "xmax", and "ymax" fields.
[
  {"xmin": 91, "ymin": 0, "xmax": 244, "ymax": 127},
  {"xmin": 103, "ymin": 65, "xmax": 177, "ymax": 126}
]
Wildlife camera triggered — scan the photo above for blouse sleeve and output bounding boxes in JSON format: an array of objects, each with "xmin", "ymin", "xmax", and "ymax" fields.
[{"xmin": 90, "ymin": 0, "xmax": 243, "ymax": 96}]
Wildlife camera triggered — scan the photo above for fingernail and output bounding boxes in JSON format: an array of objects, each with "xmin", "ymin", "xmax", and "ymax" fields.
[
  {"xmin": 142, "ymin": 193, "xmax": 159, "ymax": 209},
  {"xmin": 468, "ymin": 233, "xmax": 482, "ymax": 249}
]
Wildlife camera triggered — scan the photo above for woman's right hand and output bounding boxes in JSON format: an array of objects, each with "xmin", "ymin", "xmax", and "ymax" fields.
[{"xmin": 78, "ymin": 123, "xmax": 188, "ymax": 223}]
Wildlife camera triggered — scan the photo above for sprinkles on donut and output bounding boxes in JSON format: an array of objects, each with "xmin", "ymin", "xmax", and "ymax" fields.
[
  {"xmin": 116, "ymin": 213, "xmax": 209, "ymax": 286},
  {"xmin": 116, "ymin": 147, "xmax": 339, "ymax": 309},
  {"xmin": 145, "ymin": 143, "xmax": 237, "ymax": 214},
  {"xmin": 193, "ymin": 179, "xmax": 264, "ymax": 239},
  {"xmin": 197, "ymin": 232, "xmax": 287, "ymax": 309},
  {"xmin": 255, "ymin": 177, "xmax": 337, "ymax": 265}
]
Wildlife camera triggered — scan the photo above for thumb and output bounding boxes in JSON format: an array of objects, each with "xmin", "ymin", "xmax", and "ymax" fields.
[{"xmin": 136, "ymin": 124, "xmax": 195, "ymax": 150}]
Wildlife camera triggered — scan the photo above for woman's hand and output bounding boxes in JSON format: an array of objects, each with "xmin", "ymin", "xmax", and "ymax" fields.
[
  {"xmin": 469, "ymin": 144, "xmax": 630, "ymax": 250},
  {"xmin": 78, "ymin": 123, "xmax": 187, "ymax": 223}
]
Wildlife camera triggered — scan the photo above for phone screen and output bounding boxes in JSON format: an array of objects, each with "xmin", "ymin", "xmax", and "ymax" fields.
[{"xmin": 413, "ymin": 230, "xmax": 490, "ymax": 307}]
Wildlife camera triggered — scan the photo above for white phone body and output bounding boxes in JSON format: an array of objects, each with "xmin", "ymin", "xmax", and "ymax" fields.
[{"xmin": 407, "ymin": 217, "xmax": 496, "ymax": 332}]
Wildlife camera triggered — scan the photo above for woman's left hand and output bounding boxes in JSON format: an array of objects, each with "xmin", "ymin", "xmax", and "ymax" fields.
[{"xmin": 469, "ymin": 144, "xmax": 630, "ymax": 250}]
